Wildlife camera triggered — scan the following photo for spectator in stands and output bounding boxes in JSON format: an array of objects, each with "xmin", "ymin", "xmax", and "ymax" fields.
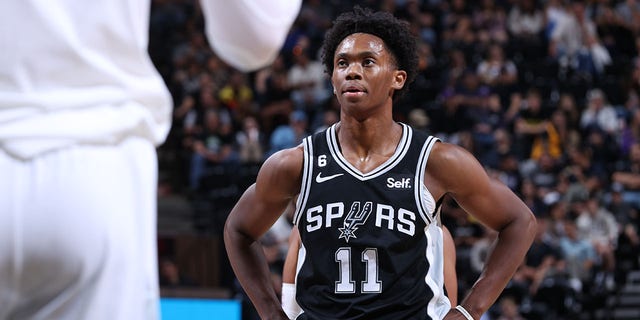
[
  {"xmin": 218, "ymin": 70, "xmax": 254, "ymax": 120},
  {"xmin": 512, "ymin": 88, "xmax": 551, "ymax": 160},
  {"xmin": 297, "ymin": 0, "xmax": 334, "ymax": 48},
  {"xmin": 580, "ymin": 88, "xmax": 621, "ymax": 136},
  {"xmin": 473, "ymin": 0, "xmax": 509, "ymax": 47},
  {"xmin": 189, "ymin": 110, "xmax": 237, "ymax": 190},
  {"xmin": 236, "ymin": 116, "xmax": 265, "ymax": 164},
  {"xmin": 470, "ymin": 94, "xmax": 503, "ymax": 165},
  {"xmin": 490, "ymin": 152, "xmax": 521, "ymax": 193},
  {"xmin": 440, "ymin": 69, "xmax": 491, "ymax": 135},
  {"xmin": 441, "ymin": 0, "xmax": 473, "ymax": 49},
  {"xmin": 511, "ymin": 218, "xmax": 566, "ymax": 316},
  {"xmin": 529, "ymin": 113, "xmax": 563, "ymax": 162},
  {"xmin": 548, "ymin": 0, "xmax": 611, "ymax": 78},
  {"xmin": 287, "ymin": 46, "xmax": 330, "ymax": 115},
  {"xmin": 403, "ymin": 0, "xmax": 438, "ymax": 46},
  {"xmin": 507, "ymin": 0, "xmax": 545, "ymax": 58},
  {"xmin": 615, "ymin": 0, "xmax": 640, "ymax": 35},
  {"xmin": 619, "ymin": 107, "xmax": 640, "ymax": 155},
  {"xmin": 558, "ymin": 92, "xmax": 582, "ymax": 132},
  {"xmin": 519, "ymin": 179, "xmax": 546, "ymax": 218},
  {"xmin": 174, "ymin": 54, "xmax": 207, "ymax": 97},
  {"xmin": 267, "ymin": 110, "xmax": 309, "ymax": 156},
  {"xmin": 576, "ymin": 197, "xmax": 619, "ymax": 290},
  {"xmin": 559, "ymin": 218, "xmax": 598, "ymax": 293},
  {"xmin": 546, "ymin": 199, "xmax": 569, "ymax": 245},
  {"xmin": 592, "ymin": 3, "xmax": 636, "ymax": 62},
  {"xmin": 612, "ymin": 142, "xmax": 640, "ymax": 209},
  {"xmin": 476, "ymin": 43, "xmax": 518, "ymax": 101},
  {"xmin": 544, "ymin": 0, "xmax": 568, "ymax": 39},
  {"xmin": 469, "ymin": 226, "xmax": 498, "ymax": 278},
  {"xmin": 254, "ymin": 54, "xmax": 293, "ymax": 133},
  {"xmin": 398, "ymin": 41, "xmax": 441, "ymax": 119},
  {"xmin": 608, "ymin": 182, "xmax": 640, "ymax": 276}
]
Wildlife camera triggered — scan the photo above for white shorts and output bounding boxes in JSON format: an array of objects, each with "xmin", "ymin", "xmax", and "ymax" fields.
[{"xmin": 0, "ymin": 137, "xmax": 159, "ymax": 319}]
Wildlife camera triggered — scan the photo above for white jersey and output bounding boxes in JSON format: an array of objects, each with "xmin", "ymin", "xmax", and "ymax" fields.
[{"xmin": 0, "ymin": 0, "xmax": 301, "ymax": 160}]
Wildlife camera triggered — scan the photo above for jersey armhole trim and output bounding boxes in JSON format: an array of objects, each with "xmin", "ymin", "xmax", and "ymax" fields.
[
  {"xmin": 415, "ymin": 136, "xmax": 440, "ymax": 224},
  {"xmin": 293, "ymin": 136, "xmax": 313, "ymax": 225}
]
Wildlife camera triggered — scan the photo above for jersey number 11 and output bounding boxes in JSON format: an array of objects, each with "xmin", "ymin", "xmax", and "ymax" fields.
[{"xmin": 335, "ymin": 247, "xmax": 382, "ymax": 294}]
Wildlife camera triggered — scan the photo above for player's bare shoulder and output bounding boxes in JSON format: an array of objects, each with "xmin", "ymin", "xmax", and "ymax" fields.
[
  {"xmin": 424, "ymin": 141, "xmax": 487, "ymax": 197},
  {"xmin": 256, "ymin": 144, "xmax": 305, "ymax": 198}
]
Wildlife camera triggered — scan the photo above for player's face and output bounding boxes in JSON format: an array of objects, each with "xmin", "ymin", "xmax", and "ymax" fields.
[{"xmin": 331, "ymin": 33, "xmax": 406, "ymax": 115}]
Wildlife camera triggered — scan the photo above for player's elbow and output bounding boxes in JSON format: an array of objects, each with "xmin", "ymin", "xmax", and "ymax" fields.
[
  {"xmin": 223, "ymin": 218, "xmax": 236, "ymax": 248},
  {"xmin": 520, "ymin": 210, "xmax": 537, "ymax": 244}
]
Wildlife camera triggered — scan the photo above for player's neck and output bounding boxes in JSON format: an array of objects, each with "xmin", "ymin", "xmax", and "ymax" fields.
[{"xmin": 335, "ymin": 118, "xmax": 402, "ymax": 173}]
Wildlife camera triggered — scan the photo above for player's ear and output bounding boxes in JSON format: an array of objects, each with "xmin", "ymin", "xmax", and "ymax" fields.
[{"xmin": 391, "ymin": 70, "xmax": 407, "ymax": 91}]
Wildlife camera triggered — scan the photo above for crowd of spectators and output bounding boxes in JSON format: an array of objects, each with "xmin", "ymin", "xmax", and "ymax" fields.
[{"xmin": 149, "ymin": 0, "xmax": 640, "ymax": 319}]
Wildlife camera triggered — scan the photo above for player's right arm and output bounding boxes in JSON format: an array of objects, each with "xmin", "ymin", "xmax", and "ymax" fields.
[{"xmin": 224, "ymin": 146, "xmax": 304, "ymax": 320}]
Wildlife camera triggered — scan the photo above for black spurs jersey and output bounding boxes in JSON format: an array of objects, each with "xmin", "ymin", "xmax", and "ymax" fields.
[{"xmin": 292, "ymin": 123, "xmax": 451, "ymax": 320}]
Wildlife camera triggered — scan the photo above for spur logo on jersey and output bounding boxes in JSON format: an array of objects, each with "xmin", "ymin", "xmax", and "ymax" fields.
[
  {"xmin": 386, "ymin": 177, "xmax": 411, "ymax": 189},
  {"xmin": 304, "ymin": 201, "xmax": 417, "ymax": 239},
  {"xmin": 338, "ymin": 201, "xmax": 373, "ymax": 243}
]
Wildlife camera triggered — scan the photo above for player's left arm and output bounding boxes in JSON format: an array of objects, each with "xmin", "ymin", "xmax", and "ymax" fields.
[
  {"xmin": 426, "ymin": 142, "xmax": 536, "ymax": 320},
  {"xmin": 442, "ymin": 225, "xmax": 458, "ymax": 306},
  {"xmin": 281, "ymin": 227, "xmax": 302, "ymax": 320}
]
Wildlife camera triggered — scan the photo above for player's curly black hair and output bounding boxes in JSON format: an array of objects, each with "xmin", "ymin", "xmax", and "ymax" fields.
[{"xmin": 321, "ymin": 6, "xmax": 419, "ymax": 100}]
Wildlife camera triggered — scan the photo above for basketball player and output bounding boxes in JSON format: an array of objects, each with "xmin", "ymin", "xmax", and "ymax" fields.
[
  {"xmin": 281, "ymin": 225, "xmax": 459, "ymax": 319},
  {"xmin": 0, "ymin": 1, "xmax": 300, "ymax": 319},
  {"xmin": 224, "ymin": 7, "xmax": 536, "ymax": 320}
]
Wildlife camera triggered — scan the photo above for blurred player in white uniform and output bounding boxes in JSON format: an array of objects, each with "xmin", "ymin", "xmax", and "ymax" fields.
[{"xmin": 0, "ymin": 1, "xmax": 301, "ymax": 319}]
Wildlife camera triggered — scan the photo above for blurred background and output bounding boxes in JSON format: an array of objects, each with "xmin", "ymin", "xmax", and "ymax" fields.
[{"xmin": 151, "ymin": 0, "xmax": 640, "ymax": 319}]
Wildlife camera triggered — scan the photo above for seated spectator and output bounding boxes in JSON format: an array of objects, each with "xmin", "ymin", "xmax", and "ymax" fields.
[
  {"xmin": 236, "ymin": 116, "xmax": 265, "ymax": 164},
  {"xmin": 218, "ymin": 70, "xmax": 254, "ymax": 120},
  {"xmin": 580, "ymin": 88, "xmax": 621, "ymax": 136},
  {"xmin": 287, "ymin": 47, "xmax": 330, "ymax": 114},
  {"xmin": 473, "ymin": 0, "xmax": 509, "ymax": 47},
  {"xmin": 546, "ymin": 199, "xmax": 568, "ymax": 245},
  {"xmin": 608, "ymin": 182, "xmax": 640, "ymax": 277},
  {"xmin": 548, "ymin": 0, "xmax": 611, "ymax": 78},
  {"xmin": 559, "ymin": 218, "xmax": 597, "ymax": 293},
  {"xmin": 398, "ymin": 41, "xmax": 442, "ymax": 119},
  {"xmin": 512, "ymin": 88, "xmax": 551, "ymax": 160},
  {"xmin": 519, "ymin": 179, "xmax": 546, "ymax": 217},
  {"xmin": 439, "ymin": 69, "xmax": 491, "ymax": 134},
  {"xmin": 614, "ymin": 0, "xmax": 640, "ymax": 34},
  {"xmin": 510, "ymin": 218, "xmax": 567, "ymax": 317},
  {"xmin": 470, "ymin": 94, "xmax": 503, "ymax": 164},
  {"xmin": 619, "ymin": 108, "xmax": 640, "ymax": 156},
  {"xmin": 254, "ymin": 54, "xmax": 293, "ymax": 133},
  {"xmin": 441, "ymin": 0, "xmax": 475, "ymax": 51},
  {"xmin": 524, "ymin": 152, "xmax": 561, "ymax": 196},
  {"xmin": 507, "ymin": 0, "xmax": 545, "ymax": 59},
  {"xmin": 267, "ymin": 110, "xmax": 309, "ymax": 156},
  {"xmin": 575, "ymin": 197, "xmax": 619, "ymax": 291},
  {"xmin": 189, "ymin": 110, "xmax": 237, "ymax": 190},
  {"xmin": 476, "ymin": 43, "xmax": 518, "ymax": 98},
  {"xmin": 612, "ymin": 142, "xmax": 640, "ymax": 209}
]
